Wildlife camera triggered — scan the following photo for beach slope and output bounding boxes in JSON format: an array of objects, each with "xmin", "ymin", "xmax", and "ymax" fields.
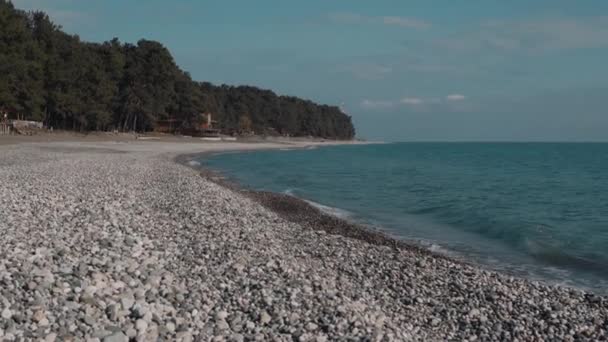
[{"xmin": 0, "ymin": 141, "xmax": 606, "ymax": 341}]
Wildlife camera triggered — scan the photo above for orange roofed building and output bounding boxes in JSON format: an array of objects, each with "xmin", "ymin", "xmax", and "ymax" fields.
[{"xmin": 154, "ymin": 113, "xmax": 220, "ymax": 136}]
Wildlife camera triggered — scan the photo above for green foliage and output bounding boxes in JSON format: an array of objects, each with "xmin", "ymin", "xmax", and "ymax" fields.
[
  {"xmin": 0, "ymin": 1, "xmax": 355, "ymax": 138},
  {"xmin": 238, "ymin": 114, "xmax": 253, "ymax": 133},
  {"xmin": 200, "ymin": 85, "xmax": 355, "ymax": 139}
]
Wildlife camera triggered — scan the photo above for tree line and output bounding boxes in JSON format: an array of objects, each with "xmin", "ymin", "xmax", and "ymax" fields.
[{"xmin": 0, "ymin": 1, "xmax": 355, "ymax": 139}]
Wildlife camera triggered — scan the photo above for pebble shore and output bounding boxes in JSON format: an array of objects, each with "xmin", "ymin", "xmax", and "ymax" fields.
[{"xmin": 1, "ymin": 143, "xmax": 607, "ymax": 341}]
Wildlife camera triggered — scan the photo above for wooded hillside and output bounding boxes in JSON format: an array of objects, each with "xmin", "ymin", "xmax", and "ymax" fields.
[{"xmin": 0, "ymin": 1, "xmax": 355, "ymax": 139}]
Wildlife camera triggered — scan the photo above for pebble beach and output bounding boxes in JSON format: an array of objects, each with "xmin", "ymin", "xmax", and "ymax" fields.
[{"xmin": 1, "ymin": 140, "xmax": 607, "ymax": 341}]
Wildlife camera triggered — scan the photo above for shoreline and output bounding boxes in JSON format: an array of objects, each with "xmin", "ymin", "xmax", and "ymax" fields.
[
  {"xmin": 0, "ymin": 131, "xmax": 382, "ymax": 147},
  {"xmin": 178, "ymin": 151, "xmax": 457, "ymax": 264},
  {"xmin": 180, "ymin": 145, "xmax": 606, "ymax": 295},
  {"xmin": 1, "ymin": 139, "xmax": 607, "ymax": 340}
]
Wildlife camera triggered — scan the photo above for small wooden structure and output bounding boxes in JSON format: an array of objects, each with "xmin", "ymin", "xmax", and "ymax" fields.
[
  {"xmin": 11, "ymin": 120, "xmax": 44, "ymax": 135},
  {"xmin": 199, "ymin": 113, "xmax": 220, "ymax": 137},
  {"xmin": 201, "ymin": 113, "xmax": 218, "ymax": 130},
  {"xmin": 154, "ymin": 113, "xmax": 221, "ymax": 137},
  {"xmin": 154, "ymin": 118, "xmax": 182, "ymax": 134}
]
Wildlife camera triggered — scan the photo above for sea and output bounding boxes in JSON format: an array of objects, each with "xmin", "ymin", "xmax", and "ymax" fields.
[{"xmin": 201, "ymin": 143, "xmax": 608, "ymax": 294}]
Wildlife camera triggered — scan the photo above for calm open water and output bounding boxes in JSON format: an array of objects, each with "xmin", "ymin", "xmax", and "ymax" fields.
[{"xmin": 202, "ymin": 143, "xmax": 608, "ymax": 293}]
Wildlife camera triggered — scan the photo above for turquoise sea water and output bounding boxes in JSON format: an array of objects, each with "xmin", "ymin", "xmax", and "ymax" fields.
[{"xmin": 202, "ymin": 143, "xmax": 608, "ymax": 293}]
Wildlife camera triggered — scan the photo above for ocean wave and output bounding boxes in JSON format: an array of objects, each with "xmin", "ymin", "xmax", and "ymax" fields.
[
  {"xmin": 283, "ymin": 188, "xmax": 297, "ymax": 196},
  {"xmin": 523, "ymin": 237, "xmax": 608, "ymax": 277},
  {"xmin": 304, "ymin": 199, "xmax": 352, "ymax": 219},
  {"xmin": 282, "ymin": 189, "xmax": 352, "ymax": 219},
  {"xmin": 187, "ymin": 160, "xmax": 201, "ymax": 167},
  {"xmin": 426, "ymin": 242, "xmax": 453, "ymax": 256}
]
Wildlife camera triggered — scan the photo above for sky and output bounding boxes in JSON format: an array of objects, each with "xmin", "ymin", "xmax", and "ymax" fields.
[{"xmin": 11, "ymin": 0, "xmax": 608, "ymax": 141}]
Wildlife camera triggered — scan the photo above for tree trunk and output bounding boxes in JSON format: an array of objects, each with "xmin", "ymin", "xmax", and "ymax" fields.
[{"xmin": 122, "ymin": 114, "xmax": 129, "ymax": 132}]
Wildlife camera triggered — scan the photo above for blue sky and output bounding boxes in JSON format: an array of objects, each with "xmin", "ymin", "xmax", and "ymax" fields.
[{"xmin": 12, "ymin": 0, "xmax": 608, "ymax": 141}]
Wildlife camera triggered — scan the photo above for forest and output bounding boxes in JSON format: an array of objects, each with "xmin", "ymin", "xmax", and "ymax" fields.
[{"xmin": 0, "ymin": 1, "xmax": 355, "ymax": 139}]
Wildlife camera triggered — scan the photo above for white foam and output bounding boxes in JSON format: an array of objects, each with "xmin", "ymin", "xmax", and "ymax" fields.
[
  {"xmin": 303, "ymin": 199, "xmax": 352, "ymax": 219},
  {"xmin": 427, "ymin": 243, "xmax": 452, "ymax": 256},
  {"xmin": 282, "ymin": 188, "xmax": 352, "ymax": 219},
  {"xmin": 187, "ymin": 160, "xmax": 201, "ymax": 167}
]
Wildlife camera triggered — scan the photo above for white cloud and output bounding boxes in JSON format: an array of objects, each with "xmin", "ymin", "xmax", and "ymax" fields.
[
  {"xmin": 329, "ymin": 12, "xmax": 430, "ymax": 30},
  {"xmin": 382, "ymin": 16, "xmax": 430, "ymax": 30},
  {"xmin": 361, "ymin": 99, "xmax": 395, "ymax": 109},
  {"xmin": 438, "ymin": 16, "xmax": 608, "ymax": 53},
  {"xmin": 337, "ymin": 63, "xmax": 392, "ymax": 80},
  {"xmin": 363, "ymin": 94, "xmax": 470, "ymax": 109},
  {"xmin": 400, "ymin": 97, "xmax": 423, "ymax": 105},
  {"xmin": 446, "ymin": 94, "xmax": 466, "ymax": 101},
  {"xmin": 407, "ymin": 64, "xmax": 461, "ymax": 73},
  {"xmin": 256, "ymin": 65, "xmax": 289, "ymax": 73},
  {"xmin": 327, "ymin": 12, "xmax": 366, "ymax": 25},
  {"xmin": 504, "ymin": 17, "xmax": 608, "ymax": 50}
]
